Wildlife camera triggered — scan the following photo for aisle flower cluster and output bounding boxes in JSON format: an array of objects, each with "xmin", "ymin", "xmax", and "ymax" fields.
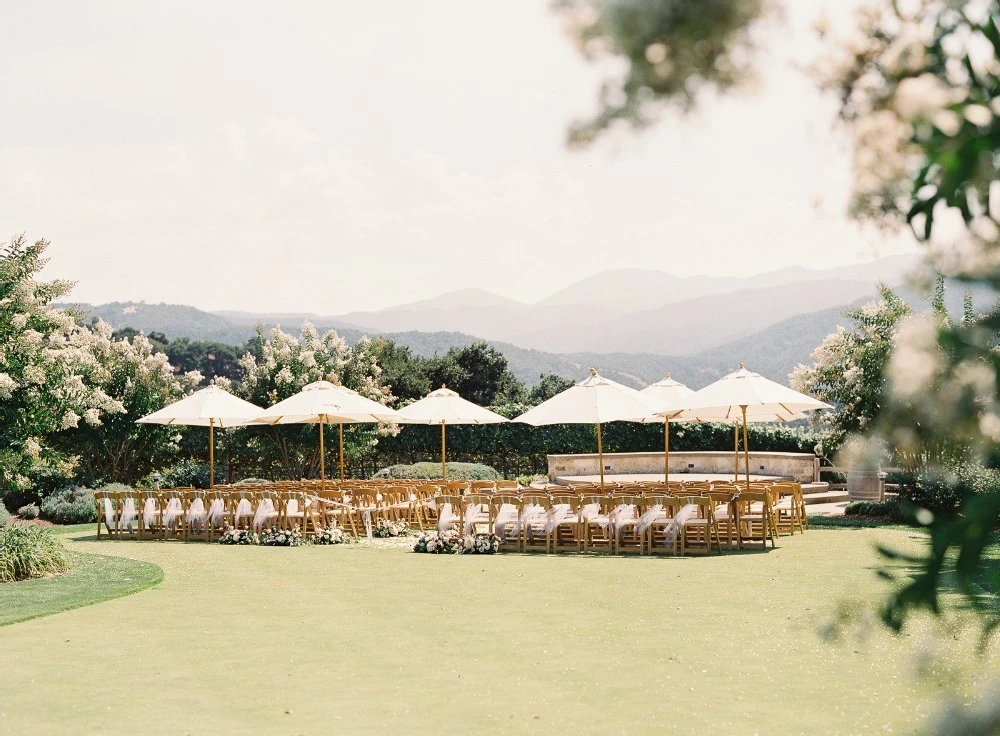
[
  {"xmin": 218, "ymin": 528, "xmax": 259, "ymax": 545},
  {"xmin": 373, "ymin": 518, "xmax": 410, "ymax": 538},
  {"xmin": 413, "ymin": 531, "xmax": 501, "ymax": 554},
  {"xmin": 312, "ymin": 526, "xmax": 351, "ymax": 545},
  {"xmin": 260, "ymin": 527, "xmax": 303, "ymax": 547}
]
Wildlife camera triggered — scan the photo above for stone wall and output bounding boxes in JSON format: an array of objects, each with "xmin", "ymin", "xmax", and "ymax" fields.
[{"xmin": 546, "ymin": 451, "xmax": 820, "ymax": 483}]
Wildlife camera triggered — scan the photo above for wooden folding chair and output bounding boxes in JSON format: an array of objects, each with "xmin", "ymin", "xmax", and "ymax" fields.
[{"xmin": 680, "ymin": 496, "xmax": 723, "ymax": 555}]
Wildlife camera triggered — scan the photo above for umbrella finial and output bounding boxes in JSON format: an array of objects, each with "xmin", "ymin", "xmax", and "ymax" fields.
[
  {"xmin": 738, "ymin": 361, "xmax": 744, "ymax": 370},
  {"xmin": 589, "ymin": 367, "xmax": 597, "ymax": 376},
  {"xmin": 664, "ymin": 371, "xmax": 671, "ymax": 380}
]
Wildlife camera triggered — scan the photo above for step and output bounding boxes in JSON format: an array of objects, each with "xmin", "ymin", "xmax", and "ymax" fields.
[{"xmin": 802, "ymin": 489, "xmax": 850, "ymax": 505}]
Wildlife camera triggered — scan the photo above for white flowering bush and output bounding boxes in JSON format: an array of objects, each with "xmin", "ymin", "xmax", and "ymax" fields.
[
  {"xmin": 372, "ymin": 518, "xmax": 410, "ymax": 538},
  {"xmin": 790, "ymin": 285, "xmax": 912, "ymax": 451},
  {"xmin": 259, "ymin": 527, "xmax": 303, "ymax": 547},
  {"xmin": 234, "ymin": 324, "xmax": 397, "ymax": 479}
]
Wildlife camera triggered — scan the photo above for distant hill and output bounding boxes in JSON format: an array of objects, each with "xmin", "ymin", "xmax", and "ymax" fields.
[
  {"xmin": 326, "ymin": 255, "xmax": 920, "ymax": 353},
  {"xmin": 60, "ymin": 298, "xmax": 865, "ymax": 389}
]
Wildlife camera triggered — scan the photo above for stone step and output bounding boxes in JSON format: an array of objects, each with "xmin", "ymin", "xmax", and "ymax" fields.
[{"xmin": 802, "ymin": 489, "xmax": 850, "ymax": 506}]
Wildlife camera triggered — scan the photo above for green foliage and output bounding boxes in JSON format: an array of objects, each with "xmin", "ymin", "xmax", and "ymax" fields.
[
  {"xmin": 40, "ymin": 487, "xmax": 97, "ymax": 525},
  {"xmin": 0, "ymin": 524, "xmax": 69, "ymax": 583},
  {"xmin": 373, "ymin": 462, "xmax": 501, "ymax": 481},
  {"xmin": 423, "ymin": 342, "xmax": 526, "ymax": 406},
  {"xmin": 529, "ymin": 373, "xmax": 575, "ymax": 404},
  {"xmin": 554, "ymin": 0, "xmax": 765, "ymax": 145},
  {"xmin": 844, "ymin": 499, "xmax": 904, "ymax": 522},
  {"xmin": 16, "ymin": 504, "xmax": 39, "ymax": 520},
  {"xmin": 161, "ymin": 461, "xmax": 211, "ymax": 490},
  {"xmin": 0, "ymin": 501, "xmax": 9, "ymax": 527},
  {"xmin": 895, "ymin": 465, "xmax": 1000, "ymax": 517}
]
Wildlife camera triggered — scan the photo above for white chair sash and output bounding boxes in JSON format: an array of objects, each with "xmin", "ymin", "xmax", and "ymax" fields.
[
  {"xmin": 662, "ymin": 504, "xmax": 698, "ymax": 546},
  {"xmin": 186, "ymin": 497, "xmax": 207, "ymax": 530},
  {"xmin": 543, "ymin": 504, "xmax": 573, "ymax": 534},
  {"xmin": 162, "ymin": 498, "xmax": 184, "ymax": 529},
  {"xmin": 493, "ymin": 504, "xmax": 518, "ymax": 539},
  {"xmin": 102, "ymin": 497, "xmax": 115, "ymax": 529},
  {"xmin": 142, "ymin": 497, "xmax": 158, "ymax": 528},
  {"xmin": 207, "ymin": 498, "xmax": 225, "ymax": 526},
  {"xmin": 517, "ymin": 504, "xmax": 546, "ymax": 535},
  {"xmin": 253, "ymin": 498, "xmax": 278, "ymax": 530},
  {"xmin": 463, "ymin": 502, "xmax": 486, "ymax": 535},
  {"xmin": 636, "ymin": 504, "xmax": 665, "ymax": 537},
  {"xmin": 437, "ymin": 502, "xmax": 457, "ymax": 532},
  {"xmin": 234, "ymin": 498, "xmax": 253, "ymax": 525},
  {"xmin": 285, "ymin": 498, "xmax": 299, "ymax": 518},
  {"xmin": 120, "ymin": 497, "xmax": 137, "ymax": 531}
]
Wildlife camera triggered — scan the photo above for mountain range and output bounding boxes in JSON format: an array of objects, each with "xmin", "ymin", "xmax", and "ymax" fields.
[{"xmin": 62, "ymin": 254, "xmax": 927, "ymax": 388}]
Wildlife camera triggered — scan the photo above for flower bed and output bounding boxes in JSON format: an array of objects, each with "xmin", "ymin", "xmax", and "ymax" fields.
[
  {"xmin": 218, "ymin": 528, "xmax": 259, "ymax": 545},
  {"xmin": 312, "ymin": 526, "xmax": 353, "ymax": 545}
]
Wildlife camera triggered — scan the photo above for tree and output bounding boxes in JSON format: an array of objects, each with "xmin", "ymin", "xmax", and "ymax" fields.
[
  {"xmin": 554, "ymin": 0, "xmax": 766, "ymax": 145},
  {"xmin": 233, "ymin": 324, "xmax": 396, "ymax": 479},
  {"xmin": 529, "ymin": 373, "xmax": 576, "ymax": 404},
  {"xmin": 369, "ymin": 338, "xmax": 431, "ymax": 405},
  {"xmin": 424, "ymin": 343, "xmax": 526, "ymax": 407},
  {"xmin": 790, "ymin": 285, "xmax": 912, "ymax": 450},
  {"xmin": 52, "ymin": 322, "xmax": 202, "ymax": 485},
  {"xmin": 0, "ymin": 236, "xmax": 128, "ymax": 506}
]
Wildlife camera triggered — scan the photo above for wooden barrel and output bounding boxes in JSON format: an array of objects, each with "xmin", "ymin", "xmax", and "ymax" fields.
[{"xmin": 847, "ymin": 468, "xmax": 884, "ymax": 501}]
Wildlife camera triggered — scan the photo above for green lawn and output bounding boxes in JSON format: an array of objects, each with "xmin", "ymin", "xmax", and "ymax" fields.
[{"xmin": 1, "ymin": 526, "xmax": 997, "ymax": 735}]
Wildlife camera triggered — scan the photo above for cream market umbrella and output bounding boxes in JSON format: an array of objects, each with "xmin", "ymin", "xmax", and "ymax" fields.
[
  {"xmin": 136, "ymin": 384, "xmax": 263, "ymax": 487},
  {"xmin": 666, "ymin": 363, "xmax": 830, "ymax": 487},
  {"xmin": 513, "ymin": 369, "xmax": 657, "ymax": 487},
  {"xmin": 253, "ymin": 381, "xmax": 401, "ymax": 481},
  {"xmin": 395, "ymin": 386, "xmax": 508, "ymax": 479},
  {"xmin": 638, "ymin": 372, "xmax": 696, "ymax": 483}
]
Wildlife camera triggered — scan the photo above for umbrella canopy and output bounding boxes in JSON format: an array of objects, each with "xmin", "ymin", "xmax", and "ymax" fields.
[
  {"xmin": 253, "ymin": 380, "xmax": 400, "ymax": 425},
  {"xmin": 136, "ymin": 384, "xmax": 263, "ymax": 487},
  {"xmin": 395, "ymin": 386, "xmax": 508, "ymax": 479},
  {"xmin": 638, "ymin": 372, "xmax": 696, "ymax": 482},
  {"xmin": 666, "ymin": 363, "xmax": 830, "ymax": 488},
  {"xmin": 253, "ymin": 380, "xmax": 400, "ymax": 481},
  {"xmin": 513, "ymin": 369, "xmax": 657, "ymax": 486},
  {"xmin": 136, "ymin": 384, "xmax": 263, "ymax": 428},
  {"xmin": 665, "ymin": 364, "xmax": 830, "ymax": 423}
]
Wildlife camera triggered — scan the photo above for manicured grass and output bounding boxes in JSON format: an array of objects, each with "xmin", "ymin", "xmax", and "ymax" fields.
[
  {"xmin": 1, "ymin": 526, "xmax": 998, "ymax": 735},
  {"xmin": 0, "ymin": 546, "xmax": 163, "ymax": 626}
]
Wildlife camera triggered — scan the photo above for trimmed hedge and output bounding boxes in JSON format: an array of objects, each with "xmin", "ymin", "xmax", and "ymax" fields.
[{"xmin": 374, "ymin": 462, "xmax": 500, "ymax": 481}]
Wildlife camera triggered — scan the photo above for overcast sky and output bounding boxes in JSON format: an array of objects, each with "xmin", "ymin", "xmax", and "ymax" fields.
[{"xmin": 1, "ymin": 1, "xmax": 919, "ymax": 314}]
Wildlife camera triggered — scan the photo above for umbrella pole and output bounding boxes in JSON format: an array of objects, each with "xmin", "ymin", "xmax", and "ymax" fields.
[
  {"xmin": 441, "ymin": 420, "xmax": 447, "ymax": 480},
  {"xmin": 339, "ymin": 422, "xmax": 345, "ymax": 480},
  {"xmin": 209, "ymin": 418, "xmax": 215, "ymax": 488},
  {"xmin": 664, "ymin": 418, "xmax": 670, "ymax": 484},
  {"xmin": 741, "ymin": 405, "xmax": 751, "ymax": 489},
  {"xmin": 319, "ymin": 415, "xmax": 325, "ymax": 487},
  {"xmin": 733, "ymin": 422, "xmax": 739, "ymax": 482},
  {"xmin": 597, "ymin": 422, "xmax": 604, "ymax": 488}
]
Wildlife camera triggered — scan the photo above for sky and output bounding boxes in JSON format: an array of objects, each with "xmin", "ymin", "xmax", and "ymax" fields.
[{"xmin": 1, "ymin": 1, "xmax": 920, "ymax": 314}]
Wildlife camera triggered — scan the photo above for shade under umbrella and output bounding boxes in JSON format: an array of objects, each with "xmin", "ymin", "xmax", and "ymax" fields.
[
  {"xmin": 136, "ymin": 384, "xmax": 263, "ymax": 487},
  {"xmin": 253, "ymin": 380, "xmax": 400, "ymax": 481},
  {"xmin": 638, "ymin": 372, "xmax": 696, "ymax": 483},
  {"xmin": 513, "ymin": 369, "xmax": 657, "ymax": 487},
  {"xmin": 665, "ymin": 364, "xmax": 830, "ymax": 486},
  {"xmin": 395, "ymin": 386, "xmax": 508, "ymax": 479}
]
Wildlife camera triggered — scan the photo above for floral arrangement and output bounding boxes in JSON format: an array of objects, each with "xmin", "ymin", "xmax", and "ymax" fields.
[
  {"xmin": 412, "ymin": 530, "xmax": 461, "ymax": 554},
  {"xmin": 218, "ymin": 527, "xmax": 259, "ymax": 545},
  {"xmin": 372, "ymin": 518, "xmax": 410, "ymax": 538},
  {"xmin": 412, "ymin": 531, "xmax": 501, "ymax": 554},
  {"xmin": 259, "ymin": 527, "xmax": 303, "ymax": 547},
  {"xmin": 312, "ymin": 526, "xmax": 352, "ymax": 545},
  {"xmin": 461, "ymin": 533, "xmax": 501, "ymax": 555}
]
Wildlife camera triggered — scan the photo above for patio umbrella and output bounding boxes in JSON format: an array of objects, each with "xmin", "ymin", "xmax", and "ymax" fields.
[
  {"xmin": 395, "ymin": 386, "xmax": 508, "ymax": 479},
  {"xmin": 136, "ymin": 384, "xmax": 263, "ymax": 487},
  {"xmin": 666, "ymin": 363, "xmax": 830, "ymax": 487},
  {"xmin": 513, "ymin": 369, "xmax": 657, "ymax": 487},
  {"xmin": 253, "ymin": 380, "xmax": 400, "ymax": 481},
  {"xmin": 638, "ymin": 372, "xmax": 695, "ymax": 483}
]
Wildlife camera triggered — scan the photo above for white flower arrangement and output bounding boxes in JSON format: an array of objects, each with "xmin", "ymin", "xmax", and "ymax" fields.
[
  {"xmin": 373, "ymin": 518, "xmax": 410, "ymax": 538},
  {"xmin": 312, "ymin": 526, "xmax": 353, "ymax": 545},
  {"xmin": 218, "ymin": 527, "xmax": 260, "ymax": 545},
  {"xmin": 412, "ymin": 531, "xmax": 500, "ymax": 555},
  {"xmin": 260, "ymin": 527, "xmax": 303, "ymax": 547}
]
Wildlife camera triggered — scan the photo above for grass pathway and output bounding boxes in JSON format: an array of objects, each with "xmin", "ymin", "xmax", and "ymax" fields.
[{"xmin": 1, "ymin": 526, "xmax": 997, "ymax": 735}]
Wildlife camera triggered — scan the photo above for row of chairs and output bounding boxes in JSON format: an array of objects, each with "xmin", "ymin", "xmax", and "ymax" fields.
[{"xmin": 434, "ymin": 481, "xmax": 807, "ymax": 555}]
